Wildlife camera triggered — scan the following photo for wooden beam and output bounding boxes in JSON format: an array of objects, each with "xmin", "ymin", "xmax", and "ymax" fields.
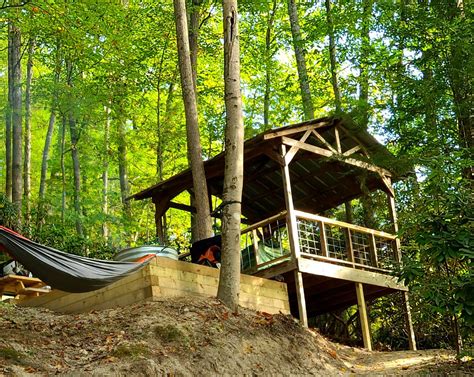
[
  {"xmin": 343, "ymin": 145, "xmax": 361, "ymax": 156},
  {"xmin": 263, "ymin": 121, "xmax": 329, "ymax": 140},
  {"xmin": 294, "ymin": 270, "xmax": 308, "ymax": 327},
  {"xmin": 312, "ymin": 130, "xmax": 337, "ymax": 153},
  {"xmin": 282, "ymin": 136, "xmax": 392, "ymax": 177},
  {"xmin": 297, "ymin": 258, "xmax": 408, "ymax": 290},
  {"xmin": 281, "ymin": 145, "xmax": 301, "ymax": 260},
  {"xmin": 334, "ymin": 126, "xmax": 342, "ymax": 153},
  {"xmin": 285, "ymin": 129, "xmax": 312, "ymax": 165},
  {"xmin": 252, "ymin": 259, "xmax": 297, "ymax": 279},
  {"xmin": 355, "ymin": 282, "xmax": 372, "ymax": 351}
]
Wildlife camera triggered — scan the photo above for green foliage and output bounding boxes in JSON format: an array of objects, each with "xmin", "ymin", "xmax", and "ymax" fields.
[
  {"xmin": 0, "ymin": 194, "xmax": 17, "ymax": 230},
  {"xmin": 0, "ymin": 0, "xmax": 471, "ymax": 352}
]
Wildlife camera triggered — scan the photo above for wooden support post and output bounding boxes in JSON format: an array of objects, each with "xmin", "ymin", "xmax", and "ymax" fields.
[
  {"xmin": 355, "ymin": 282, "xmax": 372, "ymax": 351},
  {"xmin": 154, "ymin": 205, "xmax": 165, "ymax": 243},
  {"xmin": 368, "ymin": 233, "xmax": 378, "ymax": 268},
  {"xmin": 281, "ymin": 145, "xmax": 301, "ymax": 260},
  {"xmin": 345, "ymin": 228, "xmax": 355, "ymax": 266},
  {"xmin": 252, "ymin": 229, "xmax": 260, "ymax": 266},
  {"xmin": 294, "ymin": 271, "xmax": 308, "ymax": 328},
  {"xmin": 386, "ymin": 177, "xmax": 417, "ymax": 350},
  {"xmin": 402, "ymin": 291, "xmax": 417, "ymax": 351},
  {"xmin": 319, "ymin": 221, "xmax": 328, "ymax": 257}
]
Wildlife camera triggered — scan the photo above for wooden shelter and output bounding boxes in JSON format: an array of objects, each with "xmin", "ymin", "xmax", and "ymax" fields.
[{"xmin": 130, "ymin": 116, "xmax": 417, "ymax": 351}]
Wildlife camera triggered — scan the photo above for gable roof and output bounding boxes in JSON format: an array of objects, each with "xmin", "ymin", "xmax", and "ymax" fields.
[{"xmin": 131, "ymin": 116, "xmax": 406, "ymax": 223}]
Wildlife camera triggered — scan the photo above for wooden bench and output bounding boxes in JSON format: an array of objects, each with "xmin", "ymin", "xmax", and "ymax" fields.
[{"xmin": 0, "ymin": 274, "xmax": 51, "ymax": 299}]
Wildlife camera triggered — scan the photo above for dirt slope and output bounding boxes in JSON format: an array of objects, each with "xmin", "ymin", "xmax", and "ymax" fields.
[{"xmin": 0, "ymin": 297, "xmax": 471, "ymax": 376}]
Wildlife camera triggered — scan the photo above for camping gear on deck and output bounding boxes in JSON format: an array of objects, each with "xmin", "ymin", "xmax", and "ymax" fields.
[
  {"xmin": 113, "ymin": 245, "xmax": 179, "ymax": 262},
  {"xmin": 191, "ymin": 235, "xmax": 221, "ymax": 268},
  {"xmin": 0, "ymin": 226, "xmax": 147, "ymax": 293}
]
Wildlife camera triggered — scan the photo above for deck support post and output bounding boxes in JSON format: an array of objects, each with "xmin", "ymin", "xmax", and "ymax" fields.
[
  {"xmin": 355, "ymin": 282, "xmax": 372, "ymax": 351},
  {"xmin": 281, "ymin": 144, "xmax": 307, "ymax": 327},
  {"xmin": 280, "ymin": 145, "xmax": 301, "ymax": 260},
  {"xmin": 402, "ymin": 291, "xmax": 417, "ymax": 350},
  {"xmin": 294, "ymin": 271, "xmax": 308, "ymax": 327},
  {"xmin": 386, "ymin": 177, "xmax": 417, "ymax": 351}
]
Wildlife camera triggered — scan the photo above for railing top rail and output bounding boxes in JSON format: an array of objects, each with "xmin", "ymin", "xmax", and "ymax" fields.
[
  {"xmin": 242, "ymin": 211, "xmax": 288, "ymax": 234},
  {"xmin": 294, "ymin": 210, "xmax": 397, "ymax": 240}
]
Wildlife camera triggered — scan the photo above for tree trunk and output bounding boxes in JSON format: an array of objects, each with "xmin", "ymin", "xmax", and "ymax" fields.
[
  {"xmin": 189, "ymin": 0, "xmax": 202, "ymax": 91},
  {"xmin": 325, "ymin": 0, "xmax": 341, "ymax": 112},
  {"xmin": 11, "ymin": 19, "xmax": 23, "ymax": 223},
  {"xmin": 102, "ymin": 106, "xmax": 110, "ymax": 241},
  {"xmin": 5, "ymin": 26, "xmax": 12, "ymax": 201},
  {"xmin": 325, "ymin": 0, "xmax": 352, "ymax": 221},
  {"xmin": 23, "ymin": 38, "xmax": 35, "ymax": 227},
  {"xmin": 359, "ymin": 0, "xmax": 374, "ymax": 227},
  {"xmin": 264, "ymin": 0, "xmax": 277, "ymax": 129},
  {"xmin": 117, "ymin": 112, "xmax": 131, "ymax": 219},
  {"xmin": 288, "ymin": 0, "xmax": 314, "ymax": 120},
  {"xmin": 359, "ymin": 0, "xmax": 372, "ymax": 129},
  {"xmin": 66, "ymin": 60, "xmax": 83, "ymax": 236},
  {"xmin": 173, "ymin": 0, "xmax": 213, "ymax": 241},
  {"xmin": 38, "ymin": 52, "xmax": 61, "ymax": 204},
  {"xmin": 217, "ymin": 0, "xmax": 245, "ymax": 312},
  {"xmin": 60, "ymin": 115, "xmax": 66, "ymax": 224}
]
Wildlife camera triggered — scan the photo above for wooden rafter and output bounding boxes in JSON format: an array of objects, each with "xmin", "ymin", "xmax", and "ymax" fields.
[
  {"xmin": 284, "ymin": 129, "xmax": 312, "ymax": 165},
  {"xmin": 263, "ymin": 121, "xmax": 329, "ymax": 140},
  {"xmin": 281, "ymin": 136, "xmax": 393, "ymax": 177},
  {"xmin": 312, "ymin": 130, "xmax": 338, "ymax": 153}
]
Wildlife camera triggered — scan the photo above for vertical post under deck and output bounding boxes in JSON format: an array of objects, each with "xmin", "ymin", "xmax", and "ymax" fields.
[
  {"xmin": 386, "ymin": 177, "xmax": 417, "ymax": 351},
  {"xmin": 355, "ymin": 282, "xmax": 372, "ymax": 351},
  {"xmin": 294, "ymin": 271, "xmax": 308, "ymax": 328},
  {"xmin": 281, "ymin": 144, "xmax": 307, "ymax": 327}
]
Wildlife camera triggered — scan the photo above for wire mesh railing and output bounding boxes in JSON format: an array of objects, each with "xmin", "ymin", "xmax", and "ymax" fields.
[
  {"xmin": 240, "ymin": 212, "xmax": 291, "ymax": 273},
  {"xmin": 294, "ymin": 210, "xmax": 398, "ymax": 272}
]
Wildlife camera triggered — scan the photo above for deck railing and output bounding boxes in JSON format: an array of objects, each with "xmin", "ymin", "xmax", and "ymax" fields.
[
  {"xmin": 240, "ymin": 212, "xmax": 291, "ymax": 273},
  {"xmin": 294, "ymin": 210, "xmax": 398, "ymax": 272},
  {"xmin": 240, "ymin": 210, "xmax": 399, "ymax": 274}
]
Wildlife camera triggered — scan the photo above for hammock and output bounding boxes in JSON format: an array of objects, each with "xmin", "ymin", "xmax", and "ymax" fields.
[{"xmin": 0, "ymin": 226, "xmax": 147, "ymax": 293}]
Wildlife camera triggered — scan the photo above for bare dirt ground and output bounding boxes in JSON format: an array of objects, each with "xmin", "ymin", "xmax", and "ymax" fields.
[{"xmin": 0, "ymin": 297, "xmax": 472, "ymax": 376}]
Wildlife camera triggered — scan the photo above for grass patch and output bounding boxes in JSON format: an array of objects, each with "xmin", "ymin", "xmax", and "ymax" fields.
[
  {"xmin": 112, "ymin": 343, "xmax": 150, "ymax": 359},
  {"xmin": 154, "ymin": 324, "xmax": 186, "ymax": 343},
  {"xmin": 0, "ymin": 347, "xmax": 23, "ymax": 363}
]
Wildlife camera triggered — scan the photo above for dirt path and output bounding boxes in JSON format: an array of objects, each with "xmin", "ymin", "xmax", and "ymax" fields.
[{"xmin": 338, "ymin": 347, "xmax": 472, "ymax": 375}]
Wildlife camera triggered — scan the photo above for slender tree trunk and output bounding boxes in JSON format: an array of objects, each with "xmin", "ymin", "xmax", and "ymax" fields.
[
  {"xmin": 325, "ymin": 0, "xmax": 351, "ymax": 221},
  {"xmin": 23, "ymin": 38, "xmax": 35, "ymax": 227},
  {"xmin": 288, "ymin": 0, "xmax": 314, "ymax": 120},
  {"xmin": 264, "ymin": 0, "xmax": 277, "ymax": 129},
  {"xmin": 5, "ymin": 26, "xmax": 12, "ymax": 201},
  {"xmin": 359, "ymin": 0, "xmax": 372, "ymax": 129},
  {"xmin": 359, "ymin": 0, "xmax": 375, "ymax": 227},
  {"xmin": 173, "ymin": 0, "xmax": 213, "ymax": 241},
  {"xmin": 102, "ymin": 106, "xmax": 110, "ymax": 241},
  {"xmin": 325, "ymin": 0, "xmax": 342, "ymax": 112},
  {"xmin": 66, "ymin": 60, "xmax": 83, "ymax": 236},
  {"xmin": 189, "ymin": 0, "xmax": 202, "ymax": 91},
  {"xmin": 217, "ymin": 0, "xmax": 245, "ymax": 312},
  {"xmin": 38, "ymin": 48, "xmax": 61, "ymax": 229},
  {"xmin": 60, "ymin": 115, "xmax": 66, "ymax": 224},
  {"xmin": 11, "ymin": 19, "xmax": 23, "ymax": 223},
  {"xmin": 117, "ymin": 112, "xmax": 131, "ymax": 218},
  {"xmin": 188, "ymin": 0, "xmax": 201, "ymax": 242}
]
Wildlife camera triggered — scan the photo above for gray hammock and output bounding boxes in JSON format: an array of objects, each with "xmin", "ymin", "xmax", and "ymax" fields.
[{"xmin": 0, "ymin": 226, "xmax": 147, "ymax": 293}]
